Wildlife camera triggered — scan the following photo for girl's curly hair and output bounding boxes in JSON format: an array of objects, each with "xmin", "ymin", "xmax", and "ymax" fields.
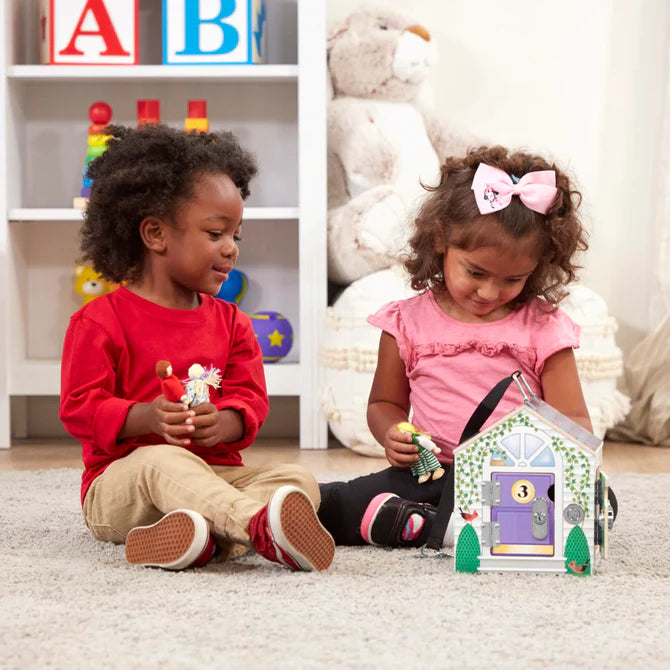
[
  {"xmin": 80, "ymin": 124, "xmax": 257, "ymax": 283},
  {"xmin": 404, "ymin": 145, "xmax": 588, "ymax": 308}
]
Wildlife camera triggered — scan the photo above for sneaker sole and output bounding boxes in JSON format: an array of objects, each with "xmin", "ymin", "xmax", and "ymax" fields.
[
  {"xmin": 360, "ymin": 492, "xmax": 398, "ymax": 545},
  {"xmin": 125, "ymin": 510, "xmax": 210, "ymax": 570},
  {"xmin": 269, "ymin": 488, "xmax": 335, "ymax": 572}
]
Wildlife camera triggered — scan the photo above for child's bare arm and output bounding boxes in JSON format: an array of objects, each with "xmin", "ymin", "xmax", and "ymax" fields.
[
  {"xmin": 541, "ymin": 348, "xmax": 593, "ymax": 432},
  {"xmin": 367, "ymin": 332, "xmax": 419, "ymax": 467}
]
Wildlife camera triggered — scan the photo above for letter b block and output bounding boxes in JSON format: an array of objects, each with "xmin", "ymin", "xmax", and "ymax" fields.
[
  {"xmin": 163, "ymin": 0, "xmax": 266, "ymax": 65},
  {"xmin": 40, "ymin": 0, "xmax": 139, "ymax": 65}
]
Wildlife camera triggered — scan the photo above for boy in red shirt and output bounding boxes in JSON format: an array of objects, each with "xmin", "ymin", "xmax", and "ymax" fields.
[{"xmin": 59, "ymin": 124, "xmax": 334, "ymax": 572}]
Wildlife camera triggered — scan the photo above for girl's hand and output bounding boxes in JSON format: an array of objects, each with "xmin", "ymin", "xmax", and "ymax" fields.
[
  {"xmin": 383, "ymin": 424, "xmax": 419, "ymax": 468},
  {"xmin": 149, "ymin": 395, "xmax": 196, "ymax": 447}
]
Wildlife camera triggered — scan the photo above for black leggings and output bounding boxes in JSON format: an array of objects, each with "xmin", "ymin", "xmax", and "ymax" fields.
[{"xmin": 317, "ymin": 466, "xmax": 448, "ymax": 545}]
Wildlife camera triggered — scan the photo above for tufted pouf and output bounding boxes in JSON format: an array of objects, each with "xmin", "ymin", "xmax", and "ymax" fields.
[{"xmin": 321, "ymin": 268, "xmax": 629, "ymax": 456}]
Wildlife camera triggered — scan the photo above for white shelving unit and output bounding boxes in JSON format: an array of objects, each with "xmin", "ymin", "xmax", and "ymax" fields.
[{"xmin": 0, "ymin": 0, "xmax": 328, "ymax": 449}]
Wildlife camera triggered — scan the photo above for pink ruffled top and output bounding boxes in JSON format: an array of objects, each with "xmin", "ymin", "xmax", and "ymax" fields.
[{"xmin": 367, "ymin": 291, "xmax": 580, "ymax": 463}]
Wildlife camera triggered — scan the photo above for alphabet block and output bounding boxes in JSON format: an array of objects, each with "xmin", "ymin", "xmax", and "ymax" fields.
[
  {"xmin": 39, "ymin": 0, "xmax": 139, "ymax": 65},
  {"xmin": 162, "ymin": 0, "xmax": 266, "ymax": 65}
]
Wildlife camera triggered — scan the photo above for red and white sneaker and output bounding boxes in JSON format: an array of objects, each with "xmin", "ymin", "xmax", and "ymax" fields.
[
  {"xmin": 125, "ymin": 509, "xmax": 216, "ymax": 570},
  {"xmin": 249, "ymin": 486, "xmax": 335, "ymax": 571}
]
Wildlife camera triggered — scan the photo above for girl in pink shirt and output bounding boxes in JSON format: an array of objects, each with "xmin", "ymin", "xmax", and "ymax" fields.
[{"xmin": 318, "ymin": 145, "xmax": 592, "ymax": 548}]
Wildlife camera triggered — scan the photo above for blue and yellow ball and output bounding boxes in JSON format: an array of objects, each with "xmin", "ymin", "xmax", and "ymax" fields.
[
  {"xmin": 215, "ymin": 269, "xmax": 248, "ymax": 305},
  {"xmin": 250, "ymin": 311, "xmax": 293, "ymax": 363}
]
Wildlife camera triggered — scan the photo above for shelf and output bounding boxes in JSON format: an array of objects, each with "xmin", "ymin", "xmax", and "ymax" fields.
[
  {"xmin": 0, "ymin": 0, "xmax": 328, "ymax": 449},
  {"xmin": 6, "ymin": 65, "xmax": 298, "ymax": 83},
  {"xmin": 8, "ymin": 207, "xmax": 299, "ymax": 222},
  {"xmin": 9, "ymin": 360, "xmax": 302, "ymax": 397}
]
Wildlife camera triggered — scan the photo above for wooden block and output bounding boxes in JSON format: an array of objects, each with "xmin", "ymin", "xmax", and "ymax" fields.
[
  {"xmin": 73, "ymin": 196, "xmax": 88, "ymax": 209},
  {"xmin": 40, "ymin": 0, "xmax": 139, "ymax": 65},
  {"xmin": 87, "ymin": 134, "xmax": 112, "ymax": 147},
  {"xmin": 185, "ymin": 118, "xmax": 209, "ymax": 133},
  {"xmin": 86, "ymin": 144, "xmax": 107, "ymax": 159},
  {"xmin": 162, "ymin": 0, "xmax": 266, "ymax": 65},
  {"xmin": 137, "ymin": 100, "xmax": 161, "ymax": 126}
]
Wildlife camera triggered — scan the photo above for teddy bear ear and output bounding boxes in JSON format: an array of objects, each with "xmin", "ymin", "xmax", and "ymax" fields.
[{"xmin": 74, "ymin": 265, "xmax": 85, "ymax": 277}]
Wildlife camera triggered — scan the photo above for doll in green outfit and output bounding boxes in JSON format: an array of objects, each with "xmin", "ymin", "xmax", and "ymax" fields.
[{"xmin": 397, "ymin": 422, "xmax": 445, "ymax": 484}]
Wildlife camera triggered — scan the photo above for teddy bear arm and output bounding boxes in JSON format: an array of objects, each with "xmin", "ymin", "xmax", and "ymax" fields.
[
  {"xmin": 329, "ymin": 100, "xmax": 398, "ymax": 197},
  {"xmin": 328, "ymin": 149, "xmax": 349, "ymax": 208},
  {"xmin": 418, "ymin": 102, "xmax": 478, "ymax": 164}
]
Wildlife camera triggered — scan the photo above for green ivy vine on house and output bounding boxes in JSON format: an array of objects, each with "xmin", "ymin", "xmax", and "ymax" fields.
[{"xmin": 551, "ymin": 436, "xmax": 592, "ymax": 517}]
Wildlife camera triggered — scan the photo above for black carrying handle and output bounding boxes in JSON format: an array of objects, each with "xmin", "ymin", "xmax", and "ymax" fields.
[{"xmin": 424, "ymin": 372, "xmax": 519, "ymax": 551}]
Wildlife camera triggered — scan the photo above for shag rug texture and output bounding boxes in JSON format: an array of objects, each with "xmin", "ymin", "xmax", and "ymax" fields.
[{"xmin": 1, "ymin": 469, "xmax": 669, "ymax": 670}]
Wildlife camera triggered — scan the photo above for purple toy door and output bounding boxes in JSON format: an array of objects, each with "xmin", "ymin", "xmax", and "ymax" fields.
[{"xmin": 490, "ymin": 473, "xmax": 555, "ymax": 556}]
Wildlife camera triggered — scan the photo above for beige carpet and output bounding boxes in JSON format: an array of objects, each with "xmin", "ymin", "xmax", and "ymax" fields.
[{"xmin": 1, "ymin": 469, "xmax": 668, "ymax": 670}]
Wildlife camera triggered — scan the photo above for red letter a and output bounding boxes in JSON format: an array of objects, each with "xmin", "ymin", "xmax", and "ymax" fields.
[{"xmin": 59, "ymin": 0, "xmax": 130, "ymax": 56}]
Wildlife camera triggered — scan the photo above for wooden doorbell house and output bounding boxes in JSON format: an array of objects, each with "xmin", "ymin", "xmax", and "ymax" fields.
[{"xmin": 452, "ymin": 374, "xmax": 612, "ymax": 576}]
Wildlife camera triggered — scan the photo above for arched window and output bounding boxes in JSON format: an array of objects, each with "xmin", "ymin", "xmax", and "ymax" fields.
[{"xmin": 489, "ymin": 427, "xmax": 555, "ymax": 467}]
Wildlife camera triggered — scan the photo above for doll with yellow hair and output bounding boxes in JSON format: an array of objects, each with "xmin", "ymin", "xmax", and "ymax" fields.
[{"xmin": 397, "ymin": 422, "xmax": 445, "ymax": 484}]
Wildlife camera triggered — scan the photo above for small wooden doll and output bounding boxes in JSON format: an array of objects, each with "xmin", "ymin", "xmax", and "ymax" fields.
[
  {"xmin": 182, "ymin": 363, "xmax": 222, "ymax": 408},
  {"xmin": 397, "ymin": 421, "xmax": 446, "ymax": 484},
  {"xmin": 155, "ymin": 360, "xmax": 187, "ymax": 404}
]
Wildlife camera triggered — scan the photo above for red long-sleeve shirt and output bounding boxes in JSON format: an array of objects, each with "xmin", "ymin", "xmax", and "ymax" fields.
[{"xmin": 59, "ymin": 287, "xmax": 269, "ymax": 505}]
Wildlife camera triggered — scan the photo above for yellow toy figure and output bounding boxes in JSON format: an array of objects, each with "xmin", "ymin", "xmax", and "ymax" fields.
[
  {"xmin": 397, "ymin": 422, "xmax": 445, "ymax": 484},
  {"xmin": 74, "ymin": 265, "xmax": 118, "ymax": 305}
]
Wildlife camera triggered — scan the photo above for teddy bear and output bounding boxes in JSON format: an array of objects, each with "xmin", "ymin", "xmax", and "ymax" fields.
[
  {"xmin": 327, "ymin": 5, "xmax": 473, "ymax": 285},
  {"xmin": 73, "ymin": 264, "xmax": 118, "ymax": 305}
]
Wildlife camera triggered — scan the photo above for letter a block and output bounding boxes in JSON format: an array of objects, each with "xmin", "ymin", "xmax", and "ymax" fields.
[
  {"xmin": 39, "ymin": 0, "xmax": 139, "ymax": 65},
  {"xmin": 162, "ymin": 0, "xmax": 266, "ymax": 65}
]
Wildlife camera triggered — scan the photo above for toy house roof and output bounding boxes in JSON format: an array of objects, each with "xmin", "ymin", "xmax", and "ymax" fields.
[{"xmin": 455, "ymin": 398, "xmax": 602, "ymax": 457}]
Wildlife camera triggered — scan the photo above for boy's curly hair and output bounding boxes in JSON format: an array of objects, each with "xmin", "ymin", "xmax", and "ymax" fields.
[
  {"xmin": 81, "ymin": 124, "xmax": 257, "ymax": 283},
  {"xmin": 404, "ymin": 145, "xmax": 588, "ymax": 308}
]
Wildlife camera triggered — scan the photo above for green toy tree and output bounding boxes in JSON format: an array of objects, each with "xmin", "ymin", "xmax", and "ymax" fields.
[
  {"xmin": 455, "ymin": 524, "xmax": 481, "ymax": 573},
  {"xmin": 564, "ymin": 526, "xmax": 591, "ymax": 576}
]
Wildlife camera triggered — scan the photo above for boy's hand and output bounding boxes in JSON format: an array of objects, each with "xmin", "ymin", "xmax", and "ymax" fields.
[
  {"xmin": 184, "ymin": 402, "xmax": 220, "ymax": 447},
  {"xmin": 383, "ymin": 424, "xmax": 419, "ymax": 468},
  {"xmin": 187, "ymin": 402, "xmax": 246, "ymax": 448},
  {"xmin": 149, "ymin": 395, "xmax": 196, "ymax": 447}
]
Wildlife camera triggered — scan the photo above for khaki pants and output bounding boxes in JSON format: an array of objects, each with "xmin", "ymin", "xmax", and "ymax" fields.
[{"xmin": 82, "ymin": 444, "xmax": 321, "ymax": 560}]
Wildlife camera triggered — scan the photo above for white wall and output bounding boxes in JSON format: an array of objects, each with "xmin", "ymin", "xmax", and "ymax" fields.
[{"xmin": 328, "ymin": 0, "xmax": 668, "ymax": 355}]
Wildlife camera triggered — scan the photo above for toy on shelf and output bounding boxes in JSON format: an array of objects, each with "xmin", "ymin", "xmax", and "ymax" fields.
[
  {"xmin": 155, "ymin": 360, "xmax": 187, "ymax": 404},
  {"xmin": 40, "ymin": 0, "xmax": 139, "ymax": 65},
  {"xmin": 137, "ymin": 99, "xmax": 160, "ymax": 126},
  {"xmin": 74, "ymin": 264, "xmax": 117, "ymax": 305},
  {"xmin": 185, "ymin": 100, "xmax": 209, "ymax": 133},
  {"xmin": 162, "ymin": 0, "xmax": 266, "ymax": 65},
  {"xmin": 215, "ymin": 268, "xmax": 248, "ymax": 305},
  {"xmin": 397, "ymin": 422, "xmax": 445, "ymax": 484},
  {"xmin": 450, "ymin": 372, "xmax": 613, "ymax": 576},
  {"xmin": 181, "ymin": 364, "xmax": 222, "ymax": 407},
  {"xmin": 250, "ymin": 311, "xmax": 293, "ymax": 363},
  {"xmin": 74, "ymin": 101, "xmax": 113, "ymax": 210}
]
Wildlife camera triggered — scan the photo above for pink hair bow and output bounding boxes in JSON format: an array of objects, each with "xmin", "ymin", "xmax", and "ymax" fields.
[{"xmin": 471, "ymin": 163, "xmax": 558, "ymax": 215}]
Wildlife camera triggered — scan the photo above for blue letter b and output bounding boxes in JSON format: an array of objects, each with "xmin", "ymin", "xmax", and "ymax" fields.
[{"xmin": 177, "ymin": 0, "xmax": 239, "ymax": 55}]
